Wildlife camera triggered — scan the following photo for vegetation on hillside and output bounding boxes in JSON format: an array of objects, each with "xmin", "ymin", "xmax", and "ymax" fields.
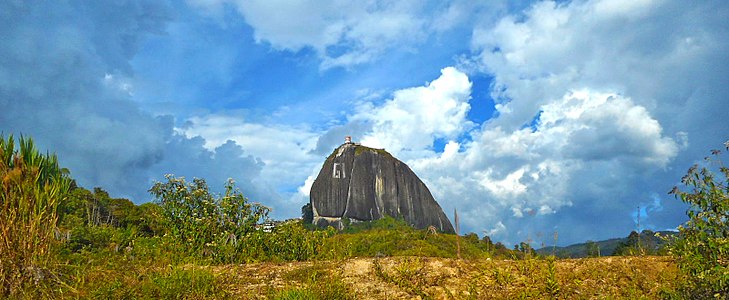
[
  {"xmin": 537, "ymin": 230, "xmax": 674, "ymax": 258},
  {"xmin": 1, "ymin": 133, "xmax": 727, "ymax": 298},
  {"xmin": 669, "ymin": 142, "xmax": 729, "ymax": 298}
]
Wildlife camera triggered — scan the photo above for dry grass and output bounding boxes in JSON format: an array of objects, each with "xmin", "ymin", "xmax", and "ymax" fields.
[
  {"xmin": 0, "ymin": 136, "xmax": 72, "ymax": 297},
  {"xmin": 209, "ymin": 255, "xmax": 678, "ymax": 299}
]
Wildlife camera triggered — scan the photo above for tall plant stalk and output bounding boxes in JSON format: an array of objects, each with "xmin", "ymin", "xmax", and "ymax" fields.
[{"xmin": 0, "ymin": 135, "xmax": 71, "ymax": 297}]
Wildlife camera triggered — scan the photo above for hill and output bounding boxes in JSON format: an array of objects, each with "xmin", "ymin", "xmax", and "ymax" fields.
[{"xmin": 536, "ymin": 230, "xmax": 677, "ymax": 258}]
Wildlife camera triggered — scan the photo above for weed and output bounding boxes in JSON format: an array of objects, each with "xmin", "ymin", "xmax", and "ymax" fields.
[
  {"xmin": 275, "ymin": 262, "xmax": 353, "ymax": 300},
  {"xmin": 544, "ymin": 257, "xmax": 560, "ymax": 298},
  {"xmin": 373, "ymin": 258, "xmax": 432, "ymax": 299},
  {"xmin": 492, "ymin": 266, "xmax": 514, "ymax": 286},
  {"xmin": 274, "ymin": 288, "xmax": 317, "ymax": 300},
  {"xmin": 89, "ymin": 266, "xmax": 226, "ymax": 299}
]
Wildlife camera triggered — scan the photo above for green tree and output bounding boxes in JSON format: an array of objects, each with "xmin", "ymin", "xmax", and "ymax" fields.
[
  {"xmin": 586, "ymin": 240, "xmax": 600, "ymax": 257},
  {"xmin": 614, "ymin": 231, "xmax": 642, "ymax": 256},
  {"xmin": 515, "ymin": 242, "xmax": 535, "ymax": 258},
  {"xmin": 149, "ymin": 175, "xmax": 269, "ymax": 260},
  {"xmin": 301, "ymin": 203, "xmax": 313, "ymax": 224},
  {"xmin": 669, "ymin": 142, "xmax": 729, "ymax": 298},
  {"xmin": 0, "ymin": 135, "xmax": 72, "ymax": 296}
]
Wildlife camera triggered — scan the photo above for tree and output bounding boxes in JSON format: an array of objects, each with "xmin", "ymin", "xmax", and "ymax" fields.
[
  {"xmin": 669, "ymin": 142, "xmax": 729, "ymax": 298},
  {"xmin": 586, "ymin": 240, "xmax": 600, "ymax": 257},
  {"xmin": 515, "ymin": 242, "xmax": 535, "ymax": 258},
  {"xmin": 614, "ymin": 231, "xmax": 642, "ymax": 256},
  {"xmin": 301, "ymin": 202, "xmax": 313, "ymax": 224},
  {"xmin": 149, "ymin": 175, "xmax": 269, "ymax": 260}
]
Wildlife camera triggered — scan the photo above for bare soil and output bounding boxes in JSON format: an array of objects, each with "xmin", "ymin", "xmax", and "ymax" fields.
[{"xmin": 209, "ymin": 256, "xmax": 678, "ymax": 299}]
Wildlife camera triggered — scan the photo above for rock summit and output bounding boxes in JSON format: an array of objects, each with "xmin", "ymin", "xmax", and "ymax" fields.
[{"xmin": 309, "ymin": 138, "xmax": 455, "ymax": 233}]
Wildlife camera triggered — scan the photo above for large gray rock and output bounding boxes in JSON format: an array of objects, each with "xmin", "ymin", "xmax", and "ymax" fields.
[{"xmin": 310, "ymin": 142, "xmax": 455, "ymax": 233}]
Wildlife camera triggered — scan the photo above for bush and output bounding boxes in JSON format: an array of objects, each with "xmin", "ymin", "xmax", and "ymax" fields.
[
  {"xmin": 149, "ymin": 175, "xmax": 269, "ymax": 261},
  {"xmin": 669, "ymin": 142, "xmax": 729, "ymax": 298},
  {"xmin": 0, "ymin": 135, "xmax": 72, "ymax": 297},
  {"xmin": 319, "ymin": 216, "xmax": 495, "ymax": 259}
]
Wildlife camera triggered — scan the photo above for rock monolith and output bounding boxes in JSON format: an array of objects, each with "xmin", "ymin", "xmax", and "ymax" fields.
[{"xmin": 309, "ymin": 140, "xmax": 455, "ymax": 233}]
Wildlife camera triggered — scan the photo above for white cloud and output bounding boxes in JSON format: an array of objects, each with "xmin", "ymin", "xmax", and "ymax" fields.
[
  {"xmin": 484, "ymin": 221, "xmax": 506, "ymax": 237},
  {"xmin": 189, "ymin": 0, "xmax": 507, "ymax": 69},
  {"xmin": 0, "ymin": 1, "xmax": 284, "ymax": 212},
  {"xmin": 470, "ymin": 0, "xmax": 729, "ymax": 133},
  {"xmin": 411, "ymin": 88, "xmax": 679, "ymax": 244},
  {"xmin": 353, "ymin": 67, "xmax": 472, "ymax": 157},
  {"xmin": 478, "ymin": 167, "xmax": 528, "ymax": 199},
  {"xmin": 445, "ymin": 0, "xmax": 729, "ymax": 244},
  {"xmin": 180, "ymin": 114, "xmax": 321, "ymax": 189},
  {"xmin": 230, "ymin": 0, "xmax": 428, "ymax": 69},
  {"xmin": 313, "ymin": 57, "xmax": 681, "ymax": 244}
]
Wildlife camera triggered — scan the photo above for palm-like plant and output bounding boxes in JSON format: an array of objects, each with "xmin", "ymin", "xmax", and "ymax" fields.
[{"xmin": 0, "ymin": 135, "xmax": 72, "ymax": 297}]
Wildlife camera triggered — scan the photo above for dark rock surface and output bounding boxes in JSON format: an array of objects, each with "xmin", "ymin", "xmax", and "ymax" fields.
[{"xmin": 310, "ymin": 142, "xmax": 455, "ymax": 233}]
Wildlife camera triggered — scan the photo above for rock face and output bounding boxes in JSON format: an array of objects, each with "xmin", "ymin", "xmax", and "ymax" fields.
[{"xmin": 310, "ymin": 142, "xmax": 455, "ymax": 233}]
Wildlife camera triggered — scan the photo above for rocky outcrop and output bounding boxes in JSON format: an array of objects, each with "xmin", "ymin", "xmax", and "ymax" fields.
[{"xmin": 310, "ymin": 142, "xmax": 454, "ymax": 233}]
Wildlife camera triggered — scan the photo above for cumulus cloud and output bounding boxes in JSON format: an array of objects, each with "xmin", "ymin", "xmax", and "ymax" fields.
[
  {"xmin": 4, "ymin": 0, "xmax": 727, "ymax": 248},
  {"xmin": 353, "ymin": 67, "xmax": 472, "ymax": 157},
  {"xmin": 178, "ymin": 67, "xmax": 472, "ymax": 217},
  {"xmin": 179, "ymin": 114, "xmax": 324, "ymax": 217},
  {"xmin": 438, "ymin": 0, "xmax": 728, "ymax": 244},
  {"xmin": 235, "ymin": 0, "xmax": 428, "ymax": 69},
  {"xmin": 0, "ymin": 1, "xmax": 280, "ymax": 207},
  {"xmin": 313, "ymin": 0, "xmax": 727, "ymax": 245},
  {"xmin": 410, "ymin": 88, "xmax": 680, "ymax": 243},
  {"xmin": 469, "ymin": 0, "xmax": 729, "ymax": 135},
  {"xmin": 187, "ymin": 0, "xmax": 506, "ymax": 69}
]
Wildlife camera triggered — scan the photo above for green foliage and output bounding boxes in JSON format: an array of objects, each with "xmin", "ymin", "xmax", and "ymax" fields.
[
  {"xmin": 320, "ymin": 216, "xmax": 501, "ymax": 259},
  {"xmin": 613, "ymin": 230, "xmax": 663, "ymax": 256},
  {"xmin": 301, "ymin": 202, "xmax": 313, "ymax": 224},
  {"xmin": 353, "ymin": 145, "xmax": 392, "ymax": 158},
  {"xmin": 90, "ymin": 267, "xmax": 226, "ymax": 299},
  {"xmin": 224, "ymin": 220, "xmax": 332, "ymax": 263},
  {"xmin": 149, "ymin": 175, "xmax": 269, "ymax": 260},
  {"xmin": 669, "ymin": 142, "xmax": 729, "ymax": 298},
  {"xmin": 274, "ymin": 264, "xmax": 353, "ymax": 300},
  {"xmin": 145, "ymin": 267, "xmax": 226, "ymax": 299},
  {"xmin": 0, "ymin": 135, "xmax": 72, "ymax": 297},
  {"xmin": 543, "ymin": 257, "xmax": 560, "ymax": 297},
  {"xmin": 585, "ymin": 240, "xmax": 600, "ymax": 257},
  {"xmin": 514, "ymin": 241, "xmax": 536, "ymax": 259}
]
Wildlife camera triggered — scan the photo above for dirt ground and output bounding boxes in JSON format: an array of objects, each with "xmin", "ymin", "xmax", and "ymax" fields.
[{"xmin": 210, "ymin": 256, "xmax": 678, "ymax": 299}]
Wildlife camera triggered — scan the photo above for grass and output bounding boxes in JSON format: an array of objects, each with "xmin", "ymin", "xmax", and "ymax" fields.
[
  {"xmin": 86, "ymin": 266, "xmax": 226, "ymax": 299},
  {"xmin": 200, "ymin": 255, "xmax": 679, "ymax": 299},
  {"xmin": 0, "ymin": 135, "xmax": 72, "ymax": 297},
  {"xmin": 45, "ymin": 217, "xmax": 678, "ymax": 299},
  {"xmin": 319, "ymin": 216, "xmax": 492, "ymax": 260}
]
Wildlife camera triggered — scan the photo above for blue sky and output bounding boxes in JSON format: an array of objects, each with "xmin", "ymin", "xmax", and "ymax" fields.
[{"xmin": 1, "ymin": 0, "xmax": 728, "ymax": 246}]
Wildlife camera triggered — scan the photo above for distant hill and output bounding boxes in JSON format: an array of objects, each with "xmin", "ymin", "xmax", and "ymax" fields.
[{"xmin": 536, "ymin": 230, "xmax": 677, "ymax": 258}]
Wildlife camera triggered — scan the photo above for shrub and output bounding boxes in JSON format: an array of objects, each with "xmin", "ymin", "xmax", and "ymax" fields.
[
  {"xmin": 0, "ymin": 135, "xmax": 72, "ymax": 297},
  {"xmin": 274, "ymin": 264, "xmax": 353, "ymax": 300},
  {"xmin": 149, "ymin": 175, "xmax": 269, "ymax": 261},
  {"xmin": 669, "ymin": 142, "xmax": 729, "ymax": 298}
]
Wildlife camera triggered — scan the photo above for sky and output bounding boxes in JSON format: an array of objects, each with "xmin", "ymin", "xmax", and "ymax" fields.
[{"xmin": 1, "ymin": 0, "xmax": 728, "ymax": 247}]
